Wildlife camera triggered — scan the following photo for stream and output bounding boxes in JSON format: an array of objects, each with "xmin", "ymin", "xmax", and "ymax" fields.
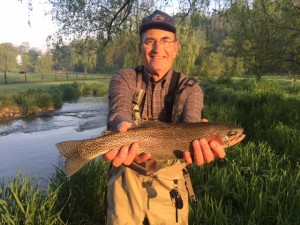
[{"xmin": 0, "ymin": 97, "xmax": 108, "ymax": 185}]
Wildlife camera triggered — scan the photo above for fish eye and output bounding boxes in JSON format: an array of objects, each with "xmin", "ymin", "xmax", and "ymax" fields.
[{"xmin": 228, "ymin": 130, "xmax": 238, "ymax": 137}]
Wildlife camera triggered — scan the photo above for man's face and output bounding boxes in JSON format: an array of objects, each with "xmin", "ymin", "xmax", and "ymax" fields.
[{"xmin": 139, "ymin": 29, "xmax": 179, "ymax": 80}]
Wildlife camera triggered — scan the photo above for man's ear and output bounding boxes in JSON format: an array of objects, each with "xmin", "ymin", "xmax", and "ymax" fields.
[{"xmin": 174, "ymin": 41, "xmax": 180, "ymax": 56}]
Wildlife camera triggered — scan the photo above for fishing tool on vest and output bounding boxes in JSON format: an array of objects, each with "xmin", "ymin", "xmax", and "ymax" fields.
[
  {"xmin": 169, "ymin": 179, "xmax": 183, "ymax": 223},
  {"xmin": 142, "ymin": 179, "xmax": 157, "ymax": 210}
]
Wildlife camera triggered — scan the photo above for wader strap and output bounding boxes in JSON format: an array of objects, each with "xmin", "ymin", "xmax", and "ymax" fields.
[
  {"xmin": 183, "ymin": 167, "xmax": 197, "ymax": 203},
  {"xmin": 164, "ymin": 71, "xmax": 180, "ymax": 123},
  {"xmin": 172, "ymin": 77, "xmax": 198, "ymax": 123},
  {"xmin": 132, "ymin": 66, "xmax": 145, "ymax": 125}
]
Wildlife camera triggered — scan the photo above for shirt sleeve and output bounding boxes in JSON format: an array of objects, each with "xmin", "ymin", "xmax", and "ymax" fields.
[{"xmin": 107, "ymin": 69, "xmax": 136, "ymax": 131}]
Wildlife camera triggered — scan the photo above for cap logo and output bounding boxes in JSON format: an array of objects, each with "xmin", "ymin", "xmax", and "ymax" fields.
[{"xmin": 151, "ymin": 13, "xmax": 165, "ymax": 22}]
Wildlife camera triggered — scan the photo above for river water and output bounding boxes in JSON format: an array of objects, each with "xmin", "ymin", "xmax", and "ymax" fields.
[{"xmin": 0, "ymin": 97, "xmax": 108, "ymax": 184}]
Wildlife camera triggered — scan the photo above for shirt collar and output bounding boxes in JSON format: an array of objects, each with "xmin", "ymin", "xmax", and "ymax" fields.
[{"xmin": 145, "ymin": 69, "xmax": 173, "ymax": 88}]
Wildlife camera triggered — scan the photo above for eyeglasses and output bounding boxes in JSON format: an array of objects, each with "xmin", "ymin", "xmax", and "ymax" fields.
[{"xmin": 142, "ymin": 39, "xmax": 177, "ymax": 48}]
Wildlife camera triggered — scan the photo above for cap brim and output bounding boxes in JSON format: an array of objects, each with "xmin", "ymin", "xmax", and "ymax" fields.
[{"xmin": 140, "ymin": 23, "xmax": 176, "ymax": 34}]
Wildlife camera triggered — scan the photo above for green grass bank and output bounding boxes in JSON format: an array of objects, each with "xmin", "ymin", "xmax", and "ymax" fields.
[
  {"xmin": 1, "ymin": 77, "xmax": 300, "ymax": 225},
  {"xmin": 0, "ymin": 81, "xmax": 109, "ymax": 119}
]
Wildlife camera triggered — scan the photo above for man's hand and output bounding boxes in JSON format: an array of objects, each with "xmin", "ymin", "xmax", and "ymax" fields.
[
  {"xmin": 103, "ymin": 121, "xmax": 151, "ymax": 167},
  {"xmin": 183, "ymin": 118, "xmax": 226, "ymax": 165}
]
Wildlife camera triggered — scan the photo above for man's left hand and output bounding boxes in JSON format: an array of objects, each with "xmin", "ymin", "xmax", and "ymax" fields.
[
  {"xmin": 183, "ymin": 139, "xmax": 226, "ymax": 165},
  {"xmin": 183, "ymin": 118, "xmax": 226, "ymax": 165}
]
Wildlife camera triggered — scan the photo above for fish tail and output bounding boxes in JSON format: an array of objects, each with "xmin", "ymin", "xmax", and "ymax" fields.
[
  {"xmin": 65, "ymin": 157, "xmax": 90, "ymax": 177},
  {"xmin": 56, "ymin": 140, "xmax": 83, "ymax": 158},
  {"xmin": 56, "ymin": 140, "xmax": 89, "ymax": 176}
]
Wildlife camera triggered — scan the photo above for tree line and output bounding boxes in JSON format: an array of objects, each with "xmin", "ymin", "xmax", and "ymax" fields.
[{"xmin": 2, "ymin": 0, "xmax": 300, "ymax": 81}]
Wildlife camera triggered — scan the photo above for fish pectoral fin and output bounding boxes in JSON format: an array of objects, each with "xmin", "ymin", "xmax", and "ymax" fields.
[{"xmin": 65, "ymin": 157, "xmax": 90, "ymax": 177}]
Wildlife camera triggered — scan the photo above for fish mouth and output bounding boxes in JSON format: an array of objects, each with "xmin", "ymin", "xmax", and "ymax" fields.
[{"xmin": 227, "ymin": 132, "xmax": 246, "ymax": 147}]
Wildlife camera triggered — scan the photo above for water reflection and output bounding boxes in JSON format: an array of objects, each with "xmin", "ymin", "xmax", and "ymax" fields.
[{"xmin": 0, "ymin": 97, "xmax": 108, "ymax": 183}]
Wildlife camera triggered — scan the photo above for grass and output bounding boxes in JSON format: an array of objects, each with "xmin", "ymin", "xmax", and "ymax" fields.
[
  {"xmin": 0, "ymin": 81, "xmax": 110, "ymax": 117},
  {"xmin": 0, "ymin": 76, "xmax": 300, "ymax": 224},
  {"xmin": 0, "ymin": 71, "xmax": 111, "ymax": 86},
  {"xmin": 0, "ymin": 80, "xmax": 110, "ymax": 96}
]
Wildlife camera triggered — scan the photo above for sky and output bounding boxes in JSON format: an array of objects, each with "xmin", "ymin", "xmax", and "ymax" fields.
[
  {"xmin": 0, "ymin": 0, "xmax": 184, "ymax": 53},
  {"xmin": 0, "ymin": 0, "xmax": 56, "ymax": 52}
]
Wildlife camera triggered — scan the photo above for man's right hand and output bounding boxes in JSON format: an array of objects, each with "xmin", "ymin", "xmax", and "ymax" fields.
[{"xmin": 103, "ymin": 121, "xmax": 151, "ymax": 167}]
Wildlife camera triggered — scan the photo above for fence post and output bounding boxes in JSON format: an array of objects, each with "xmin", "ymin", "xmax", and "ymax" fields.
[{"xmin": 4, "ymin": 70, "xmax": 7, "ymax": 85}]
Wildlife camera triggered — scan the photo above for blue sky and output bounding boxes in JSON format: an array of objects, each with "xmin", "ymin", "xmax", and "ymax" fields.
[{"xmin": 0, "ymin": 0, "xmax": 56, "ymax": 52}]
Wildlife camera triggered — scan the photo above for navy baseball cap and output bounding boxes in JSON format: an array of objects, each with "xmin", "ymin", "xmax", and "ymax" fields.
[{"xmin": 139, "ymin": 10, "xmax": 176, "ymax": 35}]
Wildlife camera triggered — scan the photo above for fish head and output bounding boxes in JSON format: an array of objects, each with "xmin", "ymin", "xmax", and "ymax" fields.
[{"xmin": 209, "ymin": 125, "xmax": 245, "ymax": 148}]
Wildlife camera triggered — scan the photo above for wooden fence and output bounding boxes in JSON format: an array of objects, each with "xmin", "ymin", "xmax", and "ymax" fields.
[{"xmin": 0, "ymin": 71, "xmax": 111, "ymax": 85}]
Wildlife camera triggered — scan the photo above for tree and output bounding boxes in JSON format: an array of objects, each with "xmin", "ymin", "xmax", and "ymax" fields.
[
  {"xmin": 221, "ymin": 0, "xmax": 300, "ymax": 79},
  {"xmin": 0, "ymin": 43, "xmax": 18, "ymax": 71},
  {"xmin": 52, "ymin": 44, "xmax": 72, "ymax": 72},
  {"xmin": 200, "ymin": 52, "xmax": 225, "ymax": 77},
  {"xmin": 0, "ymin": 43, "xmax": 18, "ymax": 84},
  {"xmin": 70, "ymin": 39, "xmax": 97, "ymax": 74},
  {"xmin": 19, "ymin": 54, "xmax": 31, "ymax": 72},
  {"xmin": 35, "ymin": 55, "xmax": 53, "ymax": 81},
  {"xmin": 27, "ymin": 49, "xmax": 40, "ymax": 72},
  {"xmin": 46, "ymin": 0, "xmax": 213, "ymax": 47}
]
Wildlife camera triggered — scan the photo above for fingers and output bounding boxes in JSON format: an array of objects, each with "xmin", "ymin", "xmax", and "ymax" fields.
[
  {"xmin": 183, "ymin": 150, "xmax": 193, "ymax": 165},
  {"xmin": 123, "ymin": 143, "xmax": 139, "ymax": 166},
  {"xmin": 103, "ymin": 143, "xmax": 151, "ymax": 167},
  {"xmin": 118, "ymin": 121, "xmax": 133, "ymax": 133},
  {"xmin": 103, "ymin": 145, "xmax": 129, "ymax": 167},
  {"xmin": 199, "ymin": 138, "xmax": 215, "ymax": 163},
  {"xmin": 192, "ymin": 139, "xmax": 206, "ymax": 165},
  {"xmin": 200, "ymin": 118, "xmax": 208, "ymax": 122},
  {"xmin": 209, "ymin": 140, "xmax": 226, "ymax": 159},
  {"xmin": 186, "ymin": 138, "xmax": 226, "ymax": 166},
  {"xmin": 135, "ymin": 152, "xmax": 151, "ymax": 163},
  {"xmin": 103, "ymin": 148, "xmax": 119, "ymax": 161}
]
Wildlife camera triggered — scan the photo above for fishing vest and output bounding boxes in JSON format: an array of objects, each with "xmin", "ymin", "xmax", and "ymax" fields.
[{"xmin": 130, "ymin": 65, "xmax": 198, "ymax": 203}]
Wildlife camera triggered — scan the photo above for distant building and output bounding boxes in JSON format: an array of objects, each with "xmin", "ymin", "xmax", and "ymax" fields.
[{"xmin": 16, "ymin": 54, "xmax": 22, "ymax": 65}]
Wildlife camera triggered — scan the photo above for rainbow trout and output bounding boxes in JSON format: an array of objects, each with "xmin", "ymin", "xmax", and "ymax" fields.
[{"xmin": 56, "ymin": 122, "xmax": 245, "ymax": 177}]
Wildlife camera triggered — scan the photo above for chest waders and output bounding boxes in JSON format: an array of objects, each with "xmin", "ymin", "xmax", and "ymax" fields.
[{"xmin": 131, "ymin": 65, "xmax": 197, "ymax": 203}]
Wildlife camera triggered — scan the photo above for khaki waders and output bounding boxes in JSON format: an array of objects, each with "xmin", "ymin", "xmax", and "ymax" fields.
[{"xmin": 106, "ymin": 161, "xmax": 189, "ymax": 225}]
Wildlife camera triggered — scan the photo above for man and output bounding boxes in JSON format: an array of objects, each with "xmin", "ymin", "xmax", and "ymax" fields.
[{"xmin": 104, "ymin": 10, "xmax": 225, "ymax": 225}]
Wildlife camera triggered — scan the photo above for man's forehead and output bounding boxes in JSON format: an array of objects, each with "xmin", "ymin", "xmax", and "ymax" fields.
[{"xmin": 141, "ymin": 29, "xmax": 176, "ymax": 39}]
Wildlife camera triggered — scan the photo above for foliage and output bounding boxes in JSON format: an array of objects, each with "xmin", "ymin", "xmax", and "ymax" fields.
[
  {"xmin": 70, "ymin": 39, "xmax": 98, "ymax": 74},
  {"xmin": 14, "ymin": 90, "xmax": 39, "ymax": 115},
  {"xmin": 0, "ymin": 43, "xmax": 18, "ymax": 71},
  {"xmin": 58, "ymin": 82, "xmax": 81, "ymax": 101},
  {"xmin": 27, "ymin": 49, "xmax": 40, "ymax": 72},
  {"xmin": 19, "ymin": 54, "xmax": 32, "ymax": 73},
  {"xmin": 52, "ymin": 44, "xmax": 72, "ymax": 72},
  {"xmin": 0, "ymin": 81, "xmax": 108, "ymax": 116},
  {"xmin": 0, "ymin": 95, "xmax": 16, "ymax": 108},
  {"xmin": 50, "ymin": 161, "xmax": 109, "ymax": 224},
  {"xmin": 200, "ymin": 52, "xmax": 226, "ymax": 77},
  {"xmin": 35, "ymin": 55, "xmax": 53, "ymax": 79},
  {"xmin": 0, "ymin": 171, "xmax": 64, "ymax": 225}
]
